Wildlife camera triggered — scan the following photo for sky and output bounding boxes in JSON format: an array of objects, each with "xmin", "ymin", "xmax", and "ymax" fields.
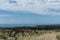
[{"xmin": 0, "ymin": 0, "xmax": 60, "ymax": 24}]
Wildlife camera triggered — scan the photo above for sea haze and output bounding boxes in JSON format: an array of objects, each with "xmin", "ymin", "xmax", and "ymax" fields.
[
  {"xmin": 0, "ymin": 24, "xmax": 60, "ymax": 28},
  {"xmin": 0, "ymin": 24, "xmax": 37, "ymax": 27}
]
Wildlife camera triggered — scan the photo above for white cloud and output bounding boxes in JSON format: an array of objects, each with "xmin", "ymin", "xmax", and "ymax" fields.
[
  {"xmin": 0, "ymin": 0, "xmax": 60, "ymax": 15},
  {"xmin": 0, "ymin": 14, "xmax": 12, "ymax": 17}
]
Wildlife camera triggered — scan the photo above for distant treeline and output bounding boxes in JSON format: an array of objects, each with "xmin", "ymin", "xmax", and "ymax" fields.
[{"xmin": 0, "ymin": 25, "xmax": 60, "ymax": 30}]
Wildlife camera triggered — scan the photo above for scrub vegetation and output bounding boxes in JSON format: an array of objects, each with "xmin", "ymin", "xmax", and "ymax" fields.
[{"xmin": 0, "ymin": 25, "xmax": 60, "ymax": 40}]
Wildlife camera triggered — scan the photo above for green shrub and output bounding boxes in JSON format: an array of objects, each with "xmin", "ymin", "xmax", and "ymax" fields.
[{"xmin": 57, "ymin": 35, "xmax": 60, "ymax": 40}]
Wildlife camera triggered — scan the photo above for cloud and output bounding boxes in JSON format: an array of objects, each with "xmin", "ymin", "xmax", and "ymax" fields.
[
  {"xmin": 0, "ymin": 0, "xmax": 60, "ymax": 15},
  {"xmin": 0, "ymin": 14, "xmax": 12, "ymax": 17}
]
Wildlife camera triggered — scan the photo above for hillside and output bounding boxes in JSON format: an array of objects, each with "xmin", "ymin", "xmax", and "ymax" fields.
[{"xmin": 0, "ymin": 25, "xmax": 60, "ymax": 40}]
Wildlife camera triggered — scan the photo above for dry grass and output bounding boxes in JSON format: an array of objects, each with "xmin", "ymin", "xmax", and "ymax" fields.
[{"xmin": 0, "ymin": 29, "xmax": 60, "ymax": 40}]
